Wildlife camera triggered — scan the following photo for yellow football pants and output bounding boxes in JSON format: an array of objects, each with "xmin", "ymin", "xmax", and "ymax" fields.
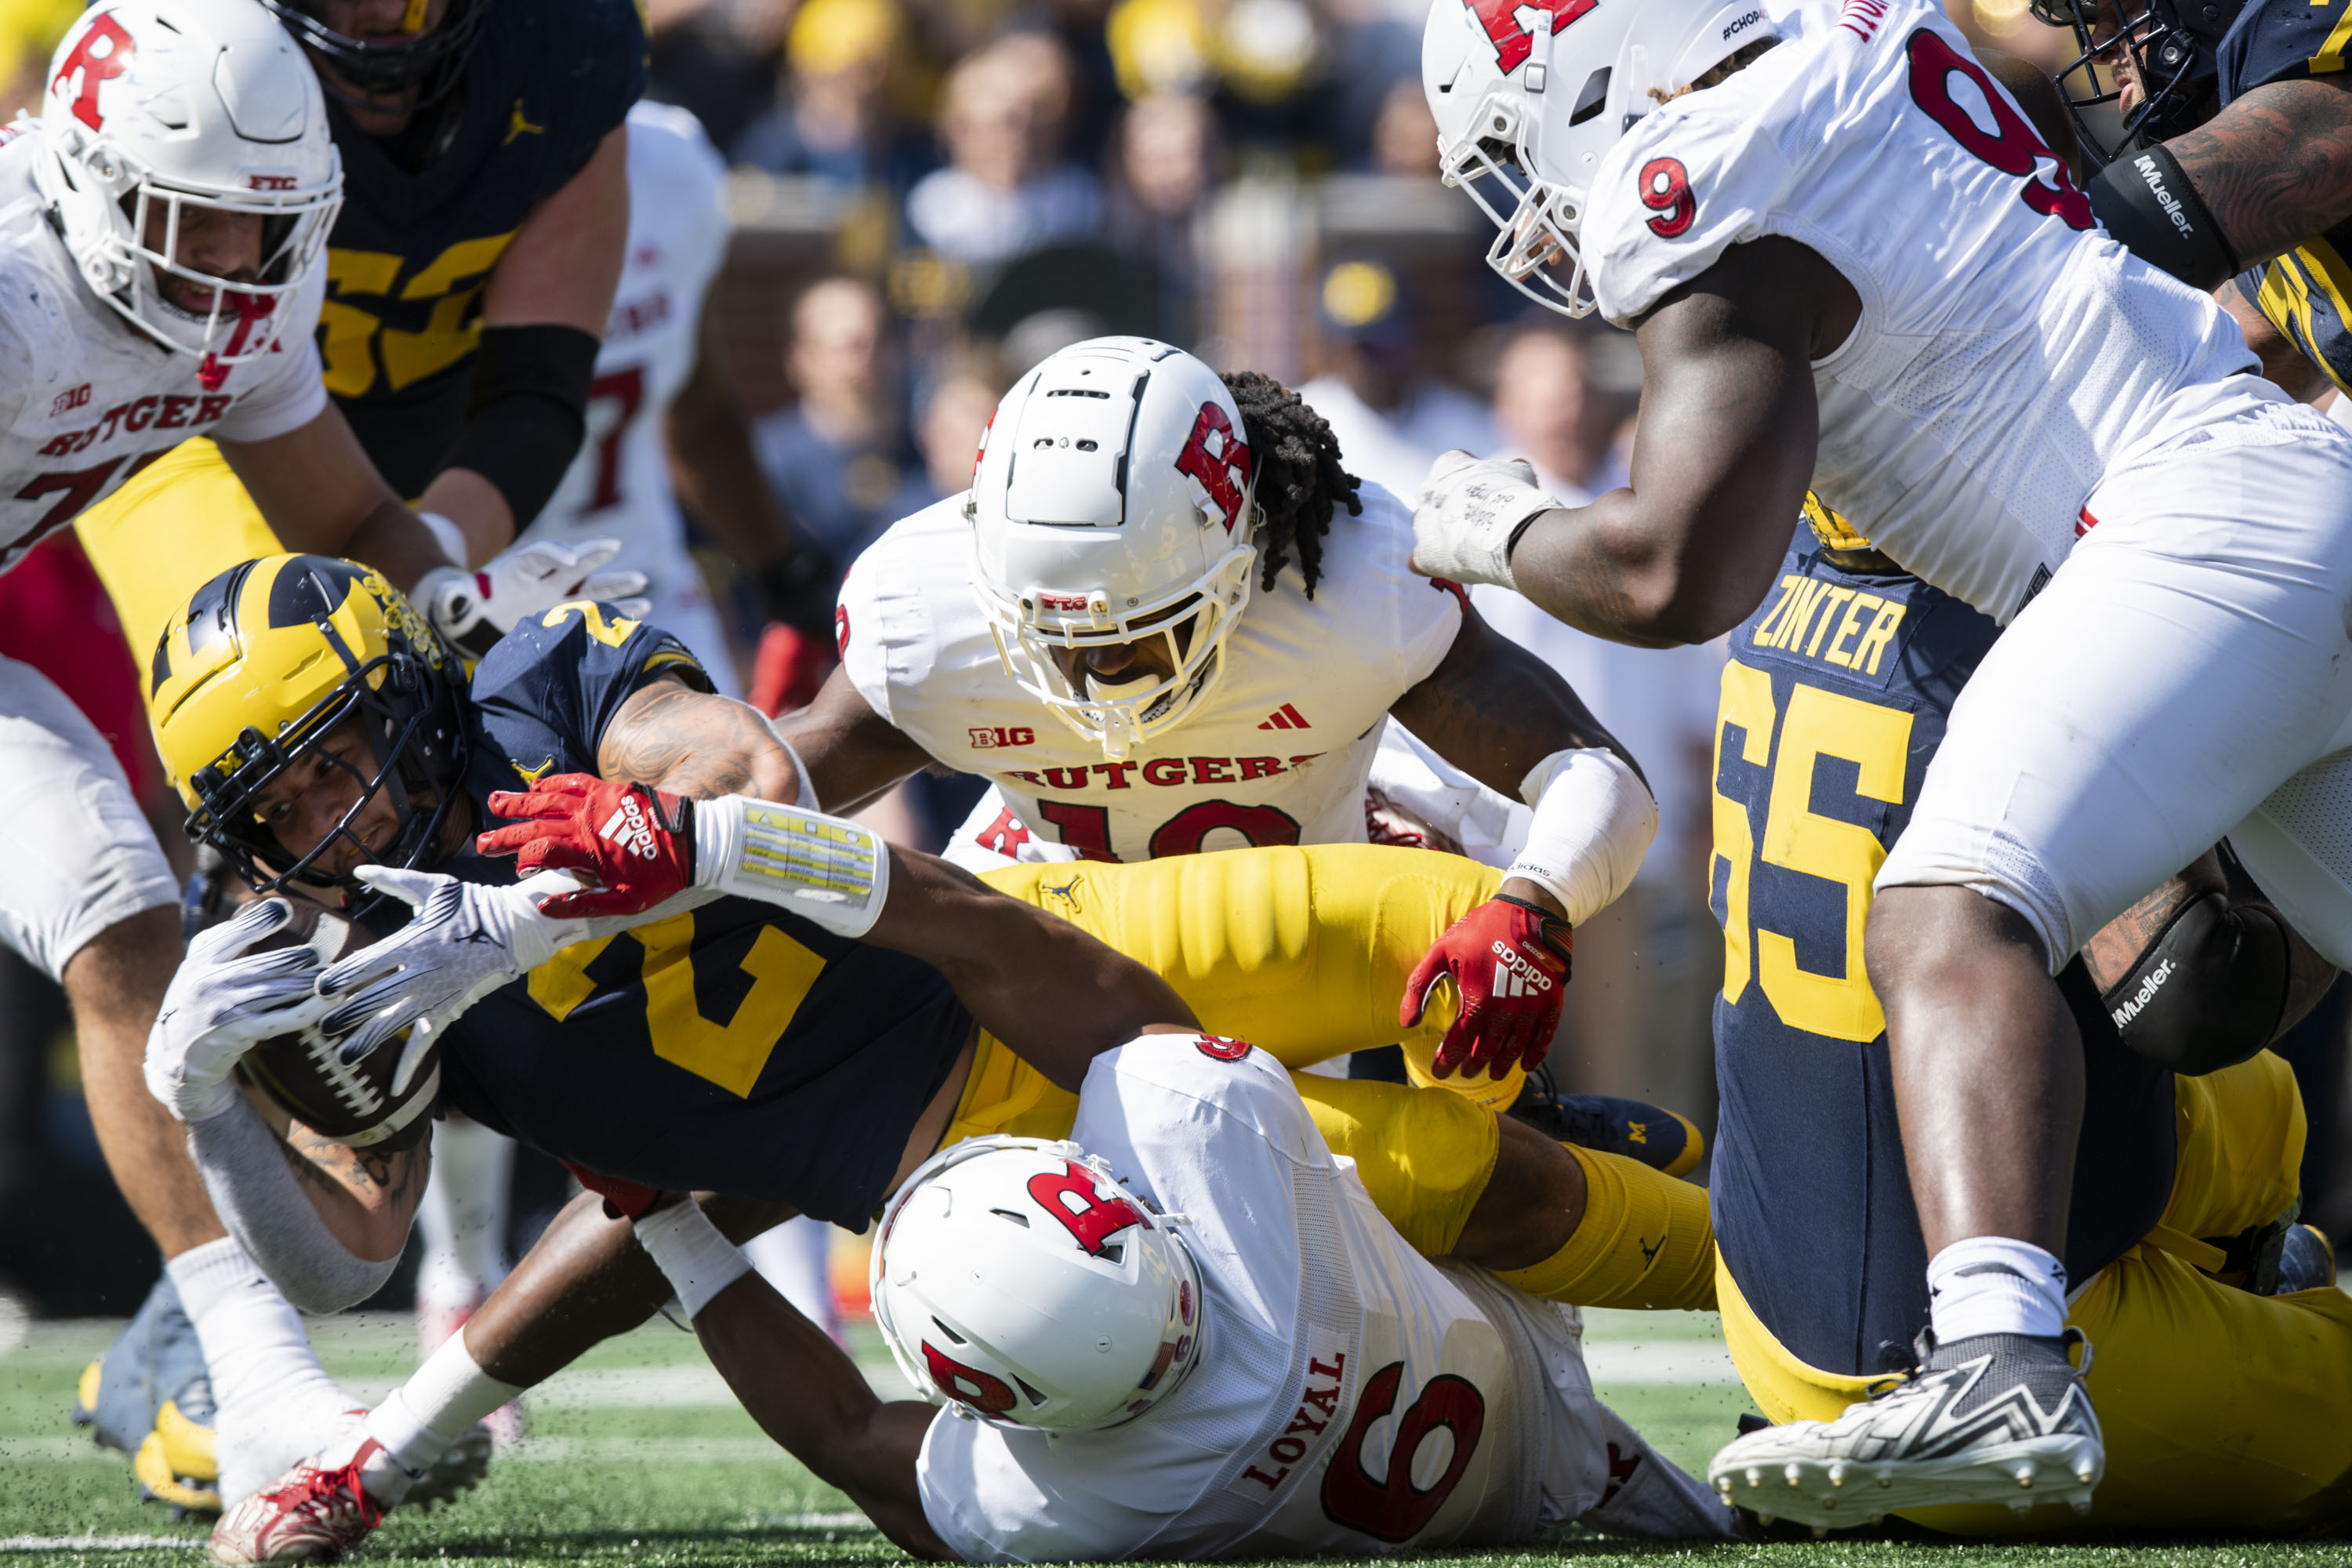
[
  {"xmin": 78, "ymin": 438, "xmax": 280, "ymax": 663},
  {"xmin": 1719, "ymin": 1050, "xmax": 2352, "ymax": 1534},
  {"xmin": 948, "ymin": 845, "xmax": 1715, "ymax": 1308}
]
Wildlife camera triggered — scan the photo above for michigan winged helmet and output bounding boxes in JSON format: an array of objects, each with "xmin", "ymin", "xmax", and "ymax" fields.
[{"xmin": 147, "ymin": 554, "xmax": 470, "ymax": 901}]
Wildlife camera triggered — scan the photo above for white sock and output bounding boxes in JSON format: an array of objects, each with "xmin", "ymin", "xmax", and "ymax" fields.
[
  {"xmin": 167, "ymin": 1238, "xmax": 347, "ymax": 1423},
  {"xmin": 167, "ymin": 1238, "xmax": 353, "ymax": 1503},
  {"xmin": 1927, "ymin": 1236, "xmax": 2068, "ymax": 1342},
  {"xmin": 742, "ymin": 1218, "xmax": 837, "ymax": 1338},
  {"xmin": 415, "ymin": 1118, "xmax": 514, "ymax": 1311},
  {"xmin": 358, "ymin": 1327, "xmax": 523, "ymax": 1504}
]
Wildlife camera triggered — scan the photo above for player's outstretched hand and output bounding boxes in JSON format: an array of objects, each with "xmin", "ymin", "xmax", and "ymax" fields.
[
  {"xmin": 477, "ymin": 774, "xmax": 697, "ymax": 919},
  {"xmin": 414, "ymin": 538, "xmax": 654, "ymax": 659},
  {"xmin": 1399, "ymin": 894, "xmax": 1573, "ymax": 1081},
  {"xmin": 314, "ymin": 866, "xmax": 575, "ymax": 1083},
  {"xmin": 145, "ymin": 898, "xmax": 337, "ymax": 1123},
  {"xmin": 1409, "ymin": 450, "xmax": 1565, "ymax": 590}
]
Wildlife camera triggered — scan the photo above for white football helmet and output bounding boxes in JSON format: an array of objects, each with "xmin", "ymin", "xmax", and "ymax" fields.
[
  {"xmin": 870, "ymin": 1136, "xmax": 1203, "ymax": 1432},
  {"xmin": 1422, "ymin": 0, "xmax": 1776, "ymax": 315},
  {"xmin": 970, "ymin": 337, "xmax": 1259, "ymax": 760},
  {"xmin": 35, "ymin": 0, "xmax": 342, "ymax": 381}
]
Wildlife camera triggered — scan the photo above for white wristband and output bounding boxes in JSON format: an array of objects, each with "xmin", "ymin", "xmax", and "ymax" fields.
[
  {"xmin": 633, "ymin": 1203, "xmax": 751, "ymax": 1323},
  {"xmin": 1505, "ymin": 748, "xmax": 1658, "ymax": 927},
  {"xmin": 416, "ymin": 510, "xmax": 468, "ymax": 568},
  {"xmin": 692, "ymin": 794, "xmax": 889, "ymax": 937}
]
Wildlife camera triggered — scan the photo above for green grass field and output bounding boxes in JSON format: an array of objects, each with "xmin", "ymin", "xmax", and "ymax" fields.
[{"xmin": 2, "ymin": 1307, "xmax": 2341, "ymax": 1568}]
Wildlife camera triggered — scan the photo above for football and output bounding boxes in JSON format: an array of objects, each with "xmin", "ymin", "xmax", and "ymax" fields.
[{"xmin": 233, "ymin": 898, "xmax": 441, "ymax": 1150}]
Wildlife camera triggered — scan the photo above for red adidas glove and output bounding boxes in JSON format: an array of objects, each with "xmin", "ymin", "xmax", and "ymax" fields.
[
  {"xmin": 475, "ymin": 773, "xmax": 696, "ymax": 919},
  {"xmin": 1400, "ymin": 895, "xmax": 1573, "ymax": 1081},
  {"xmin": 561, "ymin": 1160, "xmax": 662, "ymax": 1221}
]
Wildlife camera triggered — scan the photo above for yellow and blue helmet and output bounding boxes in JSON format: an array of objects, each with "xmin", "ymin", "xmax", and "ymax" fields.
[{"xmin": 146, "ymin": 554, "xmax": 469, "ymax": 901}]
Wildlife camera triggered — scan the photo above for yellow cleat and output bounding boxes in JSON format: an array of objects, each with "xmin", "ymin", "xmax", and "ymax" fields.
[
  {"xmin": 133, "ymin": 1429, "xmax": 222, "ymax": 1515},
  {"xmin": 157, "ymin": 1397, "xmax": 220, "ymax": 1482}
]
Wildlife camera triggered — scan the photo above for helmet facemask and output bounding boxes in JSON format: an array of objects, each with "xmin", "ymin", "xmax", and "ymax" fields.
[
  {"xmin": 1436, "ymin": 92, "xmax": 1595, "ymax": 318},
  {"xmin": 978, "ymin": 539, "xmax": 1257, "ymax": 761},
  {"xmin": 262, "ymin": 0, "xmax": 487, "ymax": 112},
  {"xmin": 2033, "ymin": 0, "xmax": 2236, "ymax": 165}
]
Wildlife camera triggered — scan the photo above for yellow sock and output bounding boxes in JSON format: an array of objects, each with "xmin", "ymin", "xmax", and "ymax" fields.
[{"xmin": 1495, "ymin": 1143, "xmax": 1717, "ymax": 1311}]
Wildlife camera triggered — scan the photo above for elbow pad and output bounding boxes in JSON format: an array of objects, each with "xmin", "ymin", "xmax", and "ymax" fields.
[
  {"xmin": 693, "ymin": 794, "xmax": 890, "ymax": 937},
  {"xmin": 439, "ymin": 323, "xmax": 601, "ymax": 528},
  {"xmin": 2088, "ymin": 146, "xmax": 2240, "ymax": 292},
  {"xmin": 2103, "ymin": 890, "xmax": 2288, "ymax": 1075},
  {"xmin": 1504, "ymin": 748, "xmax": 1658, "ymax": 927}
]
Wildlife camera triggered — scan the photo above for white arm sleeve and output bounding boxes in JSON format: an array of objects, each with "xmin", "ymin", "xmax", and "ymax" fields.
[
  {"xmin": 183, "ymin": 1093, "xmax": 401, "ymax": 1314},
  {"xmin": 1504, "ymin": 748, "xmax": 1658, "ymax": 926}
]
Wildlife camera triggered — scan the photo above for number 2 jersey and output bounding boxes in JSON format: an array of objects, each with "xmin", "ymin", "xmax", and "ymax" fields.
[
  {"xmin": 1577, "ymin": 0, "xmax": 2314, "ymax": 623},
  {"xmin": 915, "ymin": 1035, "xmax": 1732, "ymax": 1560},
  {"xmin": 839, "ymin": 482, "xmax": 1465, "ymax": 866},
  {"xmin": 0, "ymin": 125, "xmax": 327, "ymax": 575},
  {"xmin": 1708, "ymin": 530, "xmax": 2176, "ymax": 1374},
  {"xmin": 412, "ymin": 602, "xmax": 971, "ymax": 1225}
]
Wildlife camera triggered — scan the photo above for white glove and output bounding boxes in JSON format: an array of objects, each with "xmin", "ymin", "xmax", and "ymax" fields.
[
  {"xmin": 145, "ymin": 899, "xmax": 338, "ymax": 1123},
  {"xmin": 413, "ymin": 538, "xmax": 652, "ymax": 659},
  {"xmin": 1410, "ymin": 450, "xmax": 1566, "ymax": 591},
  {"xmin": 314, "ymin": 866, "xmax": 584, "ymax": 1091}
]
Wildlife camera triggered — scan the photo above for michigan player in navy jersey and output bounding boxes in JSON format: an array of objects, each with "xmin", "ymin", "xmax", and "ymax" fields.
[
  {"xmin": 136, "ymin": 555, "xmax": 1719, "ymax": 1560},
  {"xmin": 2034, "ymin": 0, "xmax": 2352, "ymax": 396},
  {"xmin": 74, "ymin": 0, "xmax": 692, "ymax": 666},
  {"xmin": 1703, "ymin": 508, "xmax": 2352, "ymax": 1534}
]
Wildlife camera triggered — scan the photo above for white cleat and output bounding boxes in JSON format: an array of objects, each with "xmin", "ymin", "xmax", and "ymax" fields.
[{"xmin": 1705, "ymin": 1330, "xmax": 2104, "ymax": 1531}]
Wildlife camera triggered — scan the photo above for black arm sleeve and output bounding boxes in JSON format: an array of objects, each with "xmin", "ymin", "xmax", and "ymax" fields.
[
  {"xmin": 438, "ymin": 323, "xmax": 601, "ymax": 528},
  {"xmin": 2103, "ymin": 890, "xmax": 2289, "ymax": 1075},
  {"xmin": 2087, "ymin": 145, "xmax": 2241, "ymax": 292}
]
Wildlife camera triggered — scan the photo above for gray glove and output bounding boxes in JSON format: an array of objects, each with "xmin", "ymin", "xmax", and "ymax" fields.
[
  {"xmin": 145, "ymin": 899, "xmax": 337, "ymax": 1123},
  {"xmin": 1409, "ymin": 450, "xmax": 1566, "ymax": 590}
]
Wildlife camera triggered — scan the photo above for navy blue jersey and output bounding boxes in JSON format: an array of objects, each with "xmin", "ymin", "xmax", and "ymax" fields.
[
  {"xmin": 2217, "ymin": 0, "xmax": 2352, "ymax": 393},
  {"xmin": 419, "ymin": 602, "xmax": 971, "ymax": 1225},
  {"xmin": 321, "ymin": 0, "xmax": 646, "ymax": 495},
  {"xmin": 1709, "ymin": 535, "xmax": 2176, "ymax": 1374}
]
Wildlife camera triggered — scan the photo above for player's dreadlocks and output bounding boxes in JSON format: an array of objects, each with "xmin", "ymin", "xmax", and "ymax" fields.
[{"xmin": 1221, "ymin": 370, "xmax": 1362, "ymax": 598}]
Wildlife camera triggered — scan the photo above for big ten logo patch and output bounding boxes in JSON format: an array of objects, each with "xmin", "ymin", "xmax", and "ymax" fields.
[{"xmin": 968, "ymin": 725, "xmax": 1036, "ymax": 749}]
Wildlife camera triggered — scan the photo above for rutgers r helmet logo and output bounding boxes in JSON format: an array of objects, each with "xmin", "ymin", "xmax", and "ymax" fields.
[
  {"xmin": 1173, "ymin": 402, "xmax": 1252, "ymax": 535},
  {"xmin": 1464, "ymin": 0, "xmax": 1595, "ymax": 74},
  {"xmin": 54, "ymin": 13, "xmax": 134, "ymax": 131},
  {"xmin": 1027, "ymin": 1160, "xmax": 1145, "ymax": 1256}
]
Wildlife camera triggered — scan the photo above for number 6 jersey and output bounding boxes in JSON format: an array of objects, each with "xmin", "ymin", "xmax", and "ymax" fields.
[
  {"xmin": 913, "ymin": 1035, "xmax": 1733, "ymax": 1559},
  {"xmin": 838, "ymin": 482, "xmax": 1464, "ymax": 866},
  {"xmin": 1577, "ymin": 0, "xmax": 2306, "ymax": 624}
]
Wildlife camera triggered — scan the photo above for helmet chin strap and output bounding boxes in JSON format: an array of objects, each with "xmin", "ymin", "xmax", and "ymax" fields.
[{"xmin": 1087, "ymin": 671, "xmax": 1159, "ymax": 760}]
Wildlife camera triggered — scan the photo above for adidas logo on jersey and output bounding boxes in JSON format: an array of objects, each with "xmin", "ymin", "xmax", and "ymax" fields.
[
  {"xmin": 1490, "ymin": 940, "xmax": 1556, "ymax": 997},
  {"xmin": 597, "ymin": 797, "xmax": 660, "ymax": 860},
  {"xmin": 1257, "ymin": 702, "xmax": 1310, "ymax": 731}
]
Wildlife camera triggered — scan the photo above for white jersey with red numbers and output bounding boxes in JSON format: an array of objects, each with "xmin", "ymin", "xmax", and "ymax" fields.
[
  {"xmin": 1581, "ymin": 0, "xmax": 2323, "ymax": 623},
  {"xmin": 913, "ymin": 1035, "xmax": 1733, "ymax": 1561},
  {"xmin": 0, "ymin": 123, "xmax": 326, "ymax": 577},
  {"xmin": 526, "ymin": 100, "xmax": 739, "ymax": 690},
  {"xmin": 839, "ymin": 481, "xmax": 1464, "ymax": 866}
]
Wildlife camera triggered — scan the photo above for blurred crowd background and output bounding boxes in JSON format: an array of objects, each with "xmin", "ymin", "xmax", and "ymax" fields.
[{"xmin": 0, "ymin": 0, "xmax": 2341, "ymax": 1330}]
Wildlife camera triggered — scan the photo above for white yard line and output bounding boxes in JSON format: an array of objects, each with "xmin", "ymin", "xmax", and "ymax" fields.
[{"xmin": 0, "ymin": 1534, "xmax": 201, "ymax": 1550}]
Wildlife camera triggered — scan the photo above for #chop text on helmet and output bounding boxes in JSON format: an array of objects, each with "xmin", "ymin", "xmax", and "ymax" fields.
[
  {"xmin": 870, "ymin": 1135, "xmax": 1203, "ymax": 1432},
  {"xmin": 36, "ymin": 0, "xmax": 343, "ymax": 386},
  {"xmin": 1422, "ymin": 0, "xmax": 1776, "ymax": 315},
  {"xmin": 971, "ymin": 337, "xmax": 1260, "ymax": 760},
  {"xmin": 146, "ymin": 555, "xmax": 469, "ymax": 906}
]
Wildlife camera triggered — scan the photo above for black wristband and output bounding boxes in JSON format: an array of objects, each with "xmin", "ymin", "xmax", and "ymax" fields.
[
  {"xmin": 440, "ymin": 323, "xmax": 601, "ymax": 528},
  {"xmin": 2088, "ymin": 144, "xmax": 2240, "ymax": 292}
]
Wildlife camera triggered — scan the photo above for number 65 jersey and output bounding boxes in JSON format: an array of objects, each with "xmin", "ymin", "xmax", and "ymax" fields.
[
  {"xmin": 913, "ymin": 1036, "xmax": 1733, "ymax": 1560},
  {"xmin": 1576, "ymin": 0, "xmax": 2309, "ymax": 625}
]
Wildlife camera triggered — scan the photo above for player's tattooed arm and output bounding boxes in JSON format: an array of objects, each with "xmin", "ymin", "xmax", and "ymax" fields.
[
  {"xmin": 2166, "ymin": 78, "xmax": 2352, "ymax": 270},
  {"xmin": 598, "ymin": 671, "xmax": 801, "ymax": 802},
  {"xmin": 1390, "ymin": 604, "xmax": 1646, "ymax": 799},
  {"xmin": 1508, "ymin": 237, "xmax": 1852, "ymax": 646},
  {"xmin": 252, "ymin": 1092, "xmax": 427, "ymax": 1264}
]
